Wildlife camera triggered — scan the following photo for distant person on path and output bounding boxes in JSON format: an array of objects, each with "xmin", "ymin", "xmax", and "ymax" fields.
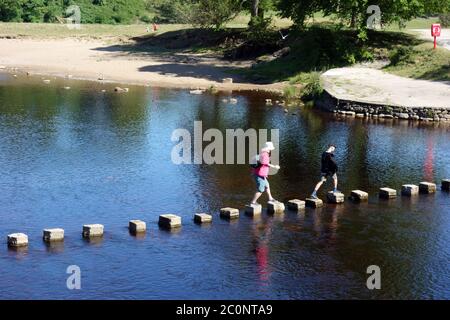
[
  {"xmin": 311, "ymin": 144, "xmax": 340, "ymax": 199},
  {"xmin": 250, "ymin": 142, "xmax": 281, "ymax": 205}
]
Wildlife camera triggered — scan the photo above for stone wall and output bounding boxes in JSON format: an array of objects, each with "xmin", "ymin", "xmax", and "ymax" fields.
[{"xmin": 316, "ymin": 91, "xmax": 450, "ymax": 122}]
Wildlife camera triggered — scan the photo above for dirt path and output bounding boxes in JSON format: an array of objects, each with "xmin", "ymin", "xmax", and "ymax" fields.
[
  {"xmin": 322, "ymin": 67, "xmax": 450, "ymax": 108},
  {"xmin": 411, "ymin": 28, "xmax": 450, "ymax": 51},
  {"xmin": 0, "ymin": 38, "xmax": 284, "ymax": 92}
]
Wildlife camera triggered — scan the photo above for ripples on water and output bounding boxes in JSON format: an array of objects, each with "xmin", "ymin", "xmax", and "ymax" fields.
[{"xmin": 0, "ymin": 73, "xmax": 449, "ymax": 299}]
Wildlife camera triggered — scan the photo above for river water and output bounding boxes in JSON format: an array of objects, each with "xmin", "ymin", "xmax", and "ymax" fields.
[{"xmin": 0, "ymin": 73, "xmax": 449, "ymax": 299}]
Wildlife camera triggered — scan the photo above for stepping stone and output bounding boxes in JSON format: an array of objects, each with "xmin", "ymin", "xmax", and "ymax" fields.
[
  {"xmin": 327, "ymin": 192, "xmax": 345, "ymax": 204},
  {"xmin": 82, "ymin": 224, "xmax": 104, "ymax": 238},
  {"xmin": 442, "ymin": 179, "xmax": 450, "ymax": 191},
  {"xmin": 267, "ymin": 201, "xmax": 285, "ymax": 214},
  {"xmin": 7, "ymin": 233, "xmax": 28, "ymax": 247},
  {"xmin": 379, "ymin": 187, "xmax": 397, "ymax": 199},
  {"xmin": 220, "ymin": 207, "xmax": 239, "ymax": 220},
  {"xmin": 419, "ymin": 182, "xmax": 437, "ymax": 194},
  {"xmin": 43, "ymin": 228, "xmax": 64, "ymax": 242},
  {"xmin": 245, "ymin": 204, "xmax": 262, "ymax": 217},
  {"xmin": 287, "ymin": 199, "xmax": 305, "ymax": 211},
  {"xmin": 129, "ymin": 220, "xmax": 146, "ymax": 234},
  {"xmin": 349, "ymin": 190, "xmax": 369, "ymax": 202},
  {"xmin": 305, "ymin": 198, "xmax": 323, "ymax": 208},
  {"xmin": 401, "ymin": 184, "xmax": 419, "ymax": 196},
  {"xmin": 194, "ymin": 213, "xmax": 212, "ymax": 224},
  {"xmin": 158, "ymin": 214, "xmax": 182, "ymax": 229}
]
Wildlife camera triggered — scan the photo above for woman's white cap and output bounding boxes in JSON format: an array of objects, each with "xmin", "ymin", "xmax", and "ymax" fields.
[{"xmin": 264, "ymin": 141, "xmax": 275, "ymax": 151}]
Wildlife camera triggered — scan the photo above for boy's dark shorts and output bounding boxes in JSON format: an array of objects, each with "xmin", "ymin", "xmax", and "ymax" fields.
[{"xmin": 320, "ymin": 172, "xmax": 337, "ymax": 182}]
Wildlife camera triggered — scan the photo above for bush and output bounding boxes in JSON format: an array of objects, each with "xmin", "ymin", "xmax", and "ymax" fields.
[
  {"xmin": 300, "ymin": 72, "xmax": 323, "ymax": 101},
  {"xmin": 283, "ymin": 85, "xmax": 301, "ymax": 100},
  {"xmin": 389, "ymin": 46, "xmax": 415, "ymax": 66},
  {"xmin": 189, "ymin": 0, "xmax": 242, "ymax": 29},
  {"xmin": 439, "ymin": 14, "xmax": 450, "ymax": 27}
]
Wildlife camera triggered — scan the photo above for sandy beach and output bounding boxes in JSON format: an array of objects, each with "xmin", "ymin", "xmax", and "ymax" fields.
[{"xmin": 0, "ymin": 38, "xmax": 285, "ymax": 92}]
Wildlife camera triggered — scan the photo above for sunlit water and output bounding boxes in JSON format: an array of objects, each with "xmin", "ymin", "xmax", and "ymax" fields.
[{"xmin": 0, "ymin": 73, "xmax": 449, "ymax": 299}]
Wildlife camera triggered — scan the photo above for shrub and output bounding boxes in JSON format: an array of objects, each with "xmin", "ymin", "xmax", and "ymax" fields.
[
  {"xmin": 300, "ymin": 72, "xmax": 323, "ymax": 101},
  {"xmin": 389, "ymin": 46, "xmax": 415, "ymax": 66},
  {"xmin": 439, "ymin": 13, "xmax": 450, "ymax": 27}
]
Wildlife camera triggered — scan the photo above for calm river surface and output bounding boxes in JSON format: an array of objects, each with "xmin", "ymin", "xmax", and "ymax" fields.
[{"xmin": 0, "ymin": 73, "xmax": 449, "ymax": 299}]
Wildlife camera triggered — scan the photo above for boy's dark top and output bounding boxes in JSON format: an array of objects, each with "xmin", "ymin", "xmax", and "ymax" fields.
[{"xmin": 321, "ymin": 152, "xmax": 338, "ymax": 174}]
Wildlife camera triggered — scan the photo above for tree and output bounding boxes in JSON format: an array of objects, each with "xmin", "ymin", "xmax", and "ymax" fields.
[
  {"xmin": 0, "ymin": 0, "xmax": 22, "ymax": 22},
  {"xmin": 189, "ymin": 0, "xmax": 243, "ymax": 29}
]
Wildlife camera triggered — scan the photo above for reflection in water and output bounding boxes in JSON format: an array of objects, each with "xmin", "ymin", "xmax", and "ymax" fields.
[
  {"xmin": 0, "ymin": 74, "xmax": 449, "ymax": 299},
  {"xmin": 424, "ymin": 136, "xmax": 435, "ymax": 182},
  {"xmin": 252, "ymin": 220, "xmax": 273, "ymax": 288}
]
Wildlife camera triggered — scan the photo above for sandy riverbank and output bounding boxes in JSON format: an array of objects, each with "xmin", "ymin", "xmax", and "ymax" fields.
[{"xmin": 0, "ymin": 38, "xmax": 285, "ymax": 92}]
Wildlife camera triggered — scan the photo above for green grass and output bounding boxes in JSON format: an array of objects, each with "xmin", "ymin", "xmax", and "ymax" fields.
[
  {"xmin": 0, "ymin": 13, "xmax": 292, "ymax": 40},
  {"xmin": 0, "ymin": 22, "xmax": 190, "ymax": 41},
  {"xmin": 384, "ymin": 43, "xmax": 450, "ymax": 81}
]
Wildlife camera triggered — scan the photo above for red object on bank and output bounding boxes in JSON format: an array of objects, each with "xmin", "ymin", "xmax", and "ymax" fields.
[
  {"xmin": 431, "ymin": 23, "xmax": 441, "ymax": 49},
  {"xmin": 152, "ymin": 23, "xmax": 159, "ymax": 32}
]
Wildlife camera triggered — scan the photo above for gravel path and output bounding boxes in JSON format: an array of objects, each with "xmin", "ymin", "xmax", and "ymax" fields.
[{"xmin": 322, "ymin": 67, "xmax": 450, "ymax": 108}]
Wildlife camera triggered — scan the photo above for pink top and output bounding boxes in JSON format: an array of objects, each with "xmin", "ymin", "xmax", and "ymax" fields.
[{"xmin": 253, "ymin": 151, "xmax": 270, "ymax": 178}]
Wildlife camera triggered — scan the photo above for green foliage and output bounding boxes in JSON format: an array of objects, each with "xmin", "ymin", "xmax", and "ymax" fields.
[
  {"xmin": 385, "ymin": 43, "xmax": 450, "ymax": 81},
  {"xmin": 296, "ymin": 72, "xmax": 323, "ymax": 101},
  {"xmin": 0, "ymin": 0, "xmax": 23, "ymax": 22},
  {"xmin": 276, "ymin": 0, "xmax": 450, "ymax": 29},
  {"xmin": 389, "ymin": 46, "xmax": 415, "ymax": 66},
  {"xmin": 245, "ymin": 15, "xmax": 273, "ymax": 42},
  {"xmin": 283, "ymin": 85, "xmax": 301, "ymax": 100},
  {"xmin": 189, "ymin": 0, "xmax": 243, "ymax": 29},
  {"xmin": 0, "ymin": 0, "xmax": 147, "ymax": 24},
  {"xmin": 439, "ymin": 13, "xmax": 450, "ymax": 27},
  {"xmin": 148, "ymin": 0, "xmax": 192, "ymax": 23}
]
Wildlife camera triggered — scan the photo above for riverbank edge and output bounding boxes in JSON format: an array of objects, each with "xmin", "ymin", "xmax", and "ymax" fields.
[
  {"xmin": 316, "ymin": 90, "xmax": 450, "ymax": 122},
  {"xmin": 0, "ymin": 65, "xmax": 286, "ymax": 94}
]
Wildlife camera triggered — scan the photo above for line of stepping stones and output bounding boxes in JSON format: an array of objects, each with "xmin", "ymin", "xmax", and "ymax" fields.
[{"xmin": 6, "ymin": 180, "xmax": 450, "ymax": 248}]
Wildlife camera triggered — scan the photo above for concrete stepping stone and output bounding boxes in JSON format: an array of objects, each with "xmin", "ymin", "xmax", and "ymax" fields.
[
  {"xmin": 7, "ymin": 233, "xmax": 28, "ymax": 247},
  {"xmin": 194, "ymin": 213, "xmax": 212, "ymax": 224},
  {"xmin": 349, "ymin": 190, "xmax": 368, "ymax": 201},
  {"xmin": 82, "ymin": 224, "xmax": 104, "ymax": 238},
  {"xmin": 267, "ymin": 201, "xmax": 285, "ymax": 214},
  {"xmin": 305, "ymin": 198, "xmax": 323, "ymax": 208},
  {"xmin": 220, "ymin": 207, "xmax": 239, "ymax": 220},
  {"xmin": 401, "ymin": 184, "xmax": 419, "ymax": 196},
  {"xmin": 43, "ymin": 228, "xmax": 64, "ymax": 242},
  {"xmin": 442, "ymin": 179, "xmax": 450, "ymax": 191},
  {"xmin": 327, "ymin": 192, "xmax": 345, "ymax": 204},
  {"xmin": 129, "ymin": 220, "xmax": 146, "ymax": 234},
  {"xmin": 287, "ymin": 199, "xmax": 305, "ymax": 211},
  {"xmin": 158, "ymin": 214, "xmax": 182, "ymax": 229},
  {"xmin": 245, "ymin": 204, "xmax": 262, "ymax": 217},
  {"xmin": 379, "ymin": 187, "xmax": 397, "ymax": 199},
  {"xmin": 419, "ymin": 182, "xmax": 437, "ymax": 194}
]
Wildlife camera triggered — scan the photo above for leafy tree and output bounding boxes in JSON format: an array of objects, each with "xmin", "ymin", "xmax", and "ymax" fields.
[
  {"xmin": 0, "ymin": 0, "xmax": 23, "ymax": 21},
  {"xmin": 277, "ymin": 0, "xmax": 450, "ymax": 29},
  {"xmin": 189, "ymin": 0, "xmax": 243, "ymax": 29}
]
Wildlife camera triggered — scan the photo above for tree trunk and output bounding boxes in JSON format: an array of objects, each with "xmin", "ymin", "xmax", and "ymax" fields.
[
  {"xmin": 251, "ymin": 0, "xmax": 260, "ymax": 17},
  {"xmin": 350, "ymin": 6, "xmax": 357, "ymax": 28}
]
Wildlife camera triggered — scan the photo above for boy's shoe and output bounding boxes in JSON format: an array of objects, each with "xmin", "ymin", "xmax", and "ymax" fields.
[
  {"xmin": 310, "ymin": 194, "xmax": 318, "ymax": 199},
  {"xmin": 333, "ymin": 190, "xmax": 342, "ymax": 194}
]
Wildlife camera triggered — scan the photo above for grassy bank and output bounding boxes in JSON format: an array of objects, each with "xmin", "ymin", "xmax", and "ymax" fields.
[{"xmin": 1, "ymin": 20, "xmax": 448, "ymax": 94}]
